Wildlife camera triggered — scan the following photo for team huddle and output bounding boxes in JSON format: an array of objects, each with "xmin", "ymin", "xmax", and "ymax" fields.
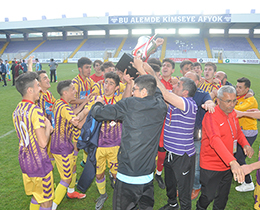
[{"xmin": 12, "ymin": 55, "xmax": 259, "ymax": 210}]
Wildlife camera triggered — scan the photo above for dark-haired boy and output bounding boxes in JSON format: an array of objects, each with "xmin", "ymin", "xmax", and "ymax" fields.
[
  {"xmin": 90, "ymin": 60, "xmax": 103, "ymax": 83},
  {"xmin": 154, "ymin": 58, "xmax": 175, "ymax": 189},
  {"xmin": 70, "ymin": 57, "xmax": 96, "ymax": 168},
  {"xmin": 51, "ymin": 80, "xmax": 89, "ymax": 209},
  {"xmin": 70, "ymin": 57, "xmax": 96, "ymax": 110},
  {"xmin": 13, "ymin": 72, "xmax": 54, "ymax": 210},
  {"xmin": 235, "ymin": 77, "xmax": 258, "ymax": 192},
  {"xmin": 36, "ymin": 70, "xmax": 56, "ymax": 167},
  {"xmin": 83, "ymin": 72, "xmax": 123, "ymax": 210}
]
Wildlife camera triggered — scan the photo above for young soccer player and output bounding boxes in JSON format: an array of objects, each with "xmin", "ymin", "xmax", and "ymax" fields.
[
  {"xmin": 90, "ymin": 60, "xmax": 103, "ymax": 83},
  {"xmin": 35, "ymin": 70, "xmax": 56, "ymax": 169},
  {"xmin": 85, "ymin": 72, "xmax": 123, "ymax": 210},
  {"xmin": 50, "ymin": 80, "xmax": 89, "ymax": 209},
  {"xmin": 198, "ymin": 62, "xmax": 221, "ymax": 103},
  {"xmin": 70, "ymin": 57, "xmax": 96, "ymax": 168},
  {"xmin": 13, "ymin": 72, "xmax": 54, "ymax": 210}
]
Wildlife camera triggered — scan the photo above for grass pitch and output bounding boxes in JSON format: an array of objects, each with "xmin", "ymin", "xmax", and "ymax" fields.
[{"xmin": 0, "ymin": 63, "xmax": 259, "ymax": 209}]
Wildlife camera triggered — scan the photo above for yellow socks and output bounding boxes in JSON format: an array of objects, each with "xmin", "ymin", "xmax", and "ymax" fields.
[
  {"xmin": 53, "ymin": 180, "xmax": 69, "ymax": 206},
  {"xmin": 30, "ymin": 198, "xmax": 40, "ymax": 210},
  {"xmin": 96, "ymin": 176, "xmax": 106, "ymax": 195}
]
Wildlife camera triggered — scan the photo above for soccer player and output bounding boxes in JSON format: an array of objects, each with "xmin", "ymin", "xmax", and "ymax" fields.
[
  {"xmin": 154, "ymin": 58, "xmax": 176, "ymax": 189},
  {"xmin": 92, "ymin": 72, "xmax": 126, "ymax": 98},
  {"xmin": 147, "ymin": 57, "xmax": 162, "ymax": 78},
  {"xmin": 90, "ymin": 60, "xmax": 103, "ymax": 83},
  {"xmin": 160, "ymin": 58, "xmax": 175, "ymax": 90},
  {"xmin": 101, "ymin": 61, "xmax": 116, "ymax": 74},
  {"xmin": 234, "ymin": 77, "xmax": 258, "ymax": 192},
  {"xmin": 193, "ymin": 62, "xmax": 203, "ymax": 84},
  {"xmin": 180, "ymin": 60, "xmax": 193, "ymax": 76},
  {"xmin": 51, "ymin": 80, "xmax": 88, "ymax": 210},
  {"xmin": 70, "ymin": 57, "xmax": 96, "ymax": 110},
  {"xmin": 85, "ymin": 72, "xmax": 123, "ymax": 210},
  {"xmin": 70, "ymin": 57, "xmax": 96, "ymax": 168},
  {"xmin": 36, "ymin": 70, "xmax": 56, "ymax": 167},
  {"xmin": 13, "ymin": 72, "xmax": 54, "ymax": 210},
  {"xmin": 198, "ymin": 62, "xmax": 221, "ymax": 103}
]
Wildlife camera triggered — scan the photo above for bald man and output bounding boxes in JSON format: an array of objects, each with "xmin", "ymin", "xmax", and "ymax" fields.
[{"xmin": 215, "ymin": 71, "xmax": 232, "ymax": 86}]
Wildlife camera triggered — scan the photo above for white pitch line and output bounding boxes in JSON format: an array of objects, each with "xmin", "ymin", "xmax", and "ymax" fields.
[{"xmin": 0, "ymin": 129, "xmax": 15, "ymax": 139}]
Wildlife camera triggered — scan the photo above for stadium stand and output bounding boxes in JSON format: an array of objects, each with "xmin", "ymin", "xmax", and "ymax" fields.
[
  {"xmin": 0, "ymin": 36, "xmax": 260, "ymax": 61},
  {"xmin": 251, "ymin": 38, "xmax": 260, "ymax": 51}
]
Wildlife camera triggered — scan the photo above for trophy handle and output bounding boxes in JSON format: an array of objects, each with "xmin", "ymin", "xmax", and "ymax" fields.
[
  {"xmin": 132, "ymin": 43, "xmax": 146, "ymax": 57},
  {"xmin": 143, "ymin": 34, "xmax": 157, "ymax": 62}
]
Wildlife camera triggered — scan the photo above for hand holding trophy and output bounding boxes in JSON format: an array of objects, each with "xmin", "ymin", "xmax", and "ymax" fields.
[{"xmin": 116, "ymin": 34, "xmax": 163, "ymax": 79}]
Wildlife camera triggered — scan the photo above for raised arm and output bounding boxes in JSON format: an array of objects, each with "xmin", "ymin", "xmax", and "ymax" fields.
[
  {"xmin": 27, "ymin": 55, "xmax": 34, "ymax": 72},
  {"xmin": 132, "ymin": 58, "xmax": 185, "ymax": 111}
]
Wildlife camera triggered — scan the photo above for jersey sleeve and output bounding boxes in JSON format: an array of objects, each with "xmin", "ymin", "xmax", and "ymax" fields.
[
  {"xmin": 32, "ymin": 107, "xmax": 46, "ymax": 130},
  {"xmin": 61, "ymin": 105, "xmax": 76, "ymax": 122}
]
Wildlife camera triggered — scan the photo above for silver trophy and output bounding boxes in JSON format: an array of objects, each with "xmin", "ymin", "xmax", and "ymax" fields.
[
  {"xmin": 116, "ymin": 34, "xmax": 158, "ymax": 79},
  {"xmin": 132, "ymin": 34, "xmax": 157, "ymax": 62}
]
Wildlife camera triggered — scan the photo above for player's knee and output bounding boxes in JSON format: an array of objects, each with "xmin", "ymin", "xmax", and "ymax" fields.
[
  {"xmin": 40, "ymin": 200, "xmax": 52, "ymax": 208},
  {"xmin": 62, "ymin": 178, "xmax": 72, "ymax": 185},
  {"xmin": 96, "ymin": 173, "xmax": 105, "ymax": 180}
]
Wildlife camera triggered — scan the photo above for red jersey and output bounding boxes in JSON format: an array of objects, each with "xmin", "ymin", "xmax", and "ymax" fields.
[
  {"xmin": 90, "ymin": 73, "xmax": 104, "ymax": 83},
  {"xmin": 160, "ymin": 78, "xmax": 173, "ymax": 90}
]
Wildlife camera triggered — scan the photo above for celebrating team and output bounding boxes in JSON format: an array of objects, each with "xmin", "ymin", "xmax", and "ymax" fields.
[{"xmin": 13, "ymin": 54, "xmax": 259, "ymax": 210}]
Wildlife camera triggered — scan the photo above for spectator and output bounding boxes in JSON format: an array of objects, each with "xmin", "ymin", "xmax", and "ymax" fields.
[
  {"xmin": 5, "ymin": 60, "xmax": 11, "ymax": 81},
  {"xmin": 35, "ymin": 58, "xmax": 41, "ymax": 71},
  {"xmin": 21, "ymin": 59, "xmax": 28, "ymax": 73},
  {"xmin": 11, "ymin": 61, "xmax": 16, "ymax": 86},
  {"xmin": 49, "ymin": 58, "xmax": 58, "ymax": 83},
  {"xmin": 0, "ymin": 59, "xmax": 7, "ymax": 86},
  {"xmin": 14, "ymin": 61, "xmax": 24, "ymax": 79},
  {"xmin": 215, "ymin": 71, "xmax": 232, "ymax": 86}
]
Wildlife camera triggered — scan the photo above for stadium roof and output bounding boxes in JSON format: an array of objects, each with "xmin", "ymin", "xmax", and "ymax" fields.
[{"xmin": 0, "ymin": 13, "xmax": 260, "ymax": 35}]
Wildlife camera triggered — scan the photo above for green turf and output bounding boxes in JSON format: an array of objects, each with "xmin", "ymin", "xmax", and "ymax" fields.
[{"xmin": 0, "ymin": 63, "xmax": 259, "ymax": 209}]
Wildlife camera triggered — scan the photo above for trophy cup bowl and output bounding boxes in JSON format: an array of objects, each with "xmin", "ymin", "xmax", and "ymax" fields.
[{"xmin": 116, "ymin": 34, "xmax": 157, "ymax": 79}]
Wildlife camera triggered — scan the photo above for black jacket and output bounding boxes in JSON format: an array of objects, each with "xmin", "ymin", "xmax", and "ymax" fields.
[
  {"xmin": 91, "ymin": 88, "xmax": 167, "ymax": 176},
  {"xmin": 77, "ymin": 111, "xmax": 102, "ymax": 193}
]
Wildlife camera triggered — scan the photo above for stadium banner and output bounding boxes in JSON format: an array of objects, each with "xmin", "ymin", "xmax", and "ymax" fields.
[
  {"xmin": 197, "ymin": 58, "xmax": 218, "ymax": 63},
  {"xmin": 223, "ymin": 58, "xmax": 260, "ymax": 64},
  {"xmin": 109, "ymin": 14, "xmax": 231, "ymax": 24},
  {"xmin": 170, "ymin": 58, "xmax": 197, "ymax": 63}
]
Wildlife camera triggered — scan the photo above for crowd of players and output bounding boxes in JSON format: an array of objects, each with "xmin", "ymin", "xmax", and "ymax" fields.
[{"xmin": 12, "ymin": 53, "xmax": 259, "ymax": 210}]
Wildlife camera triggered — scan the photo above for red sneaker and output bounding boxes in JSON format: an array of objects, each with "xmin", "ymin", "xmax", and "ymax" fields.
[
  {"xmin": 191, "ymin": 188, "xmax": 201, "ymax": 200},
  {"xmin": 67, "ymin": 191, "xmax": 86, "ymax": 199}
]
